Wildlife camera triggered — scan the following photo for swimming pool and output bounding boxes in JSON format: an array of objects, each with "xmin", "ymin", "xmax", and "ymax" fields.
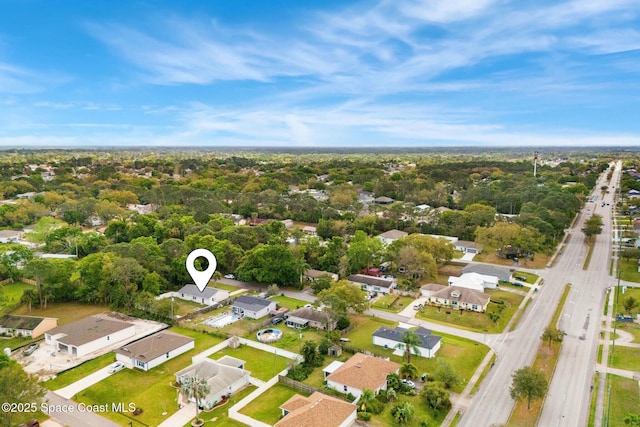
[
  {"xmin": 203, "ymin": 313, "xmax": 240, "ymax": 328},
  {"xmin": 256, "ymin": 328, "xmax": 283, "ymax": 343}
]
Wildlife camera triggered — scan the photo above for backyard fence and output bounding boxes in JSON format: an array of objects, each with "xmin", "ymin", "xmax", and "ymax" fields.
[{"xmin": 278, "ymin": 375, "xmax": 322, "ymax": 395}]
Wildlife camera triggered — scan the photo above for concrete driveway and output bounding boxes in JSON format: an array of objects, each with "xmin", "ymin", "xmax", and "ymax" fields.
[{"xmin": 54, "ymin": 365, "xmax": 117, "ymax": 399}]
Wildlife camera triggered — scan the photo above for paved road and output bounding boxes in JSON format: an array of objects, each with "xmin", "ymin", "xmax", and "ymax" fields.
[
  {"xmin": 539, "ymin": 162, "xmax": 621, "ymax": 427},
  {"xmin": 459, "ymin": 164, "xmax": 619, "ymax": 427}
]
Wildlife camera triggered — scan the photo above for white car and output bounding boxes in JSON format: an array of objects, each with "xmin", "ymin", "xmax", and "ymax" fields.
[
  {"xmin": 413, "ymin": 303, "xmax": 424, "ymax": 310},
  {"xmin": 108, "ymin": 362, "xmax": 125, "ymax": 374},
  {"xmin": 224, "ymin": 274, "xmax": 235, "ymax": 279},
  {"xmin": 401, "ymin": 379, "xmax": 416, "ymax": 388}
]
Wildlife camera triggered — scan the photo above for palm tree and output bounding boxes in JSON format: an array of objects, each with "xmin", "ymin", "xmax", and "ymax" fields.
[
  {"xmin": 359, "ymin": 389, "xmax": 375, "ymax": 413},
  {"xmin": 397, "ymin": 330, "xmax": 421, "ymax": 364},
  {"xmin": 180, "ymin": 375, "xmax": 211, "ymax": 424},
  {"xmin": 400, "ymin": 362, "xmax": 419, "ymax": 380}
]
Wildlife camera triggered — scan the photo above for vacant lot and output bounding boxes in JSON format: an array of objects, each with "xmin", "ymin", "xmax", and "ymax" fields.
[
  {"xmin": 613, "ymin": 286, "xmax": 640, "ymax": 316},
  {"xmin": 608, "ymin": 345, "xmax": 640, "ymax": 371},
  {"xmin": 619, "ymin": 259, "xmax": 640, "ymax": 283},
  {"xmin": 605, "ymin": 374, "xmax": 640, "ymax": 427},
  {"xmin": 43, "ymin": 353, "xmax": 116, "ymax": 390},
  {"xmin": 372, "ymin": 294, "xmax": 415, "ymax": 313},
  {"xmin": 0, "ymin": 282, "xmax": 33, "ymax": 312},
  {"xmin": 473, "ymin": 251, "xmax": 549, "ymax": 269},
  {"xmin": 75, "ymin": 326, "xmax": 223, "ymax": 427},
  {"xmin": 11, "ymin": 302, "xmax": 109, "ymax": 325},
  {"xmin": 270, "ymin": 295, "xmax": 309, "ymax": 310}
]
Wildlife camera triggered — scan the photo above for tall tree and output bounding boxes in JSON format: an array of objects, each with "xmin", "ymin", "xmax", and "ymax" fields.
[
  {"xmin": 623, "ymin": 296, "xmax": 638, "ymax": 314},
  {"xmin": 398, "ymin": 330, "xmax": 421, "ymax": 364},
  {"xmin": 0, "ymin": 354, "xmax": 45, "ymax": 427},
  {"xmin": 180, "ymin": 375, "xmax": 211, "ymax": 424},
  {"xmin": 583, "ymin": 214, "xmax": 603, "ymax": 241},
  {"xmin": 541, "ymin": 327, "xmax": 564, "ymax": 348},
  {"xmin": 510, "ymin": 366, "xmax": 548, "ymax": 410}
]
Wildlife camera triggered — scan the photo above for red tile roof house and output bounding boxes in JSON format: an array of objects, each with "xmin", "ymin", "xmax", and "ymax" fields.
[
  {"xmin": 275, "ymin": 391, "xmax": 357, "ymax": 427},
  {"xmin": 323, "ymin": 353, "xmax": 400, "ymax": 400}
]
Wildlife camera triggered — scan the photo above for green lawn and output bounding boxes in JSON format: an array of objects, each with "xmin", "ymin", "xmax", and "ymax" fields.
[
  {"xmin": 613, "ymin": 286, "xmax": 640, "ymax": 317},
  {"xmin": 619, "ymin": 259, "xmax": 640, "ymax": 283},
  {"xmin": 343, "ymin": 315, "xmax": 489, "ymax": 393},
  {"xmin": 10, "ymin": 302, "xmax": 109, "ymax": 326},
  {"xmin": 213, "ymin": 282, "xmax": 241, "ymax": 292},
  {"xmin": 0, "ymin": 282, "xmax": 34, "ymax": 311},
  {"xmin": 605, "ymin": 374, "xmax": 640, "ymax": 427},
  {"xmin": 270, "ymin": 295, "xmax": 310, "ymax": 310},
  {"xmin": 75, "ymin": 326, "xmax": 223, "ymax": 427},
  {"xmin": 513, "ymin": 271, "xmax": 539, "ymax": 284},
  {"xmin": 369, "ymin": 395, "xmax": 447, "ymax": 427},
  {"xmin": 415, "ymin": 289, "xmax": 524, "ymax": 333},
  {"xmin": 172, "ymin": 299, "xmax": 205, "ymax": 316},
  {"xmin": 209, "ymin": 345, "xmax": 291, "ymax": 381},
  {"xmin": 372, "ymin": 295, "xmax": 415, "ymax": 313},
  {"xmin": 182, "ymin": 385, "xmax": 256, "ymax": 427},
  {"xmin": 608, "ymin": 345, "xmax": 640, "ymax": 371},
  {"xmin": 43, "ymin": 353, "xmax": 116, "ymax": 390},
  {"xmin": 271, "ymin": 327, "xmax": 328, "ymax": 353},
  {"xmin": 240, "ymin": 384, "xmax": 305, "ymax": 424},
  {"xmin": 617, "ymin": 322, "xmax": 640, "ymax": 342}
]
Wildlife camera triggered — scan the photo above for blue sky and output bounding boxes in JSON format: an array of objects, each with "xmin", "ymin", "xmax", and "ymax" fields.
[{"xmin": 1, "ymin": 0, "xmax": 640, "ymax": 148}]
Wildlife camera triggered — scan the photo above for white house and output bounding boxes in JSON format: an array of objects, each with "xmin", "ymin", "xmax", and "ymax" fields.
[
  {"xmin": 377, "ymin": 229, "xmax": 408, "ymax": 245},
  {"xmin": 176, "ymin": 285, "xmax": 229, "ymax": 306},
  {"xmin": 45, "ymin": 315, "xmax": 135, "ymax": 358},
  {"xmin": 232, "ymin": 295, "xmax": 277, "ymax": 320},
  {"xmin": 449, "ymin": 272, "xmax": 498, "ymax": 290},
  {"xmin": 324, "ymin": 353, "xmax": 399, "ymax": 400},
  {"xmin": 429, "ymin": 286, "xmax": 491, "ymax": 312},
  {"xmin": 115, "ymin": 331, "xmax": 194, "ymax": 371},
  {"xmin": 0, "ymin": 315, "xmax": 57, "ymax": 338},
  {"xmin": 175, "ymin": 357, "xmax": 250, "ymax": 409},
  {"xmin": 372, "ymin": 326, "xmax": 441, "ymax": 359},
  {"xmin": 454, "ymin": 240, "xmax": 482, "ymax": 254},
  {"xmin": 347, "ymin": 274, "xmax": 396, "ymax": 295},
  {"xmin": 302, "ymin": 225, "xmax": 317, "ymax": 236}
]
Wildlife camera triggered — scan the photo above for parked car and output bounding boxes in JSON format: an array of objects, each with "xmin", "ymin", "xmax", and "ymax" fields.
[
  {"xmin": 108, "ymin": 362, "xmax": 125, "ymax": 374},
  {"xmin": 512, "ymin": 282, "xmax": 524, "ymax": 287},
  {"xmin": 401, "ymin": 379, "xmax": 416, "ymax": 389},
  {"xmin": 271, "ymin": 317, "xmax": 284, "ymax": 325},
  {"xmin": 514, "ymin": 275, "xmax": 527, "ymax": 281},
  {"xmin": 224, "ymin": 274, "xmax": 235, "ymax": 279},
  {"xmin": 22, "ymin": 343, "xmax": 39, "ymax": 356},
  {"xmin": 413, "ymin": 303, "xmax": 424, "ymax": 310},
  {"xmin": 18, "ymin": 420, "xmax": 39, "ymax": 427}
]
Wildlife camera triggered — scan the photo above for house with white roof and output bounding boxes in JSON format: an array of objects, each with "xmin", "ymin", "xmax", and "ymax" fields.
[
  {"xmin": 448, "ymin": 272, "xmax": 498, "ymax": 290},
  {"xmin": 377, "ymin": 229, "xmax": 408, "ymax": 245},
  {"xmin": 176, "ymin": 285, "xmax": 229, "ymax": 306}
]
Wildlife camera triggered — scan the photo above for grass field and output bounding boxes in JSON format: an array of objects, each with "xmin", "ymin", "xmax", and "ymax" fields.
[
  {"xmin": 612, "ymin": 286, "xmax": 640, "ymax": 317},
  {"xmin": 608, "ymin": 345, "xmax": 640, "ymax": 371},
  {"xmin": 209, "ymin": 345, "xmax": 291, "ymax": 381},
  {"xmin": 11, "ymin": 301, "xmax": 109, "ymax": 325},
  {"xmin": 271, "ymin": 327, "xmax": 328, "ymax": 353},
  {"xmin": 372, "ymin": 294, "xmax": 415, "ymax": 313},
  {"xmin": 617, "ymin": 322, "xmax": 640, "ymax": 342},
  {"xmin": 270, "ymin": 295, "xmax": 310, "ymax": 310},
  {"xmin": 75, "ymin": 326, "xmax": 223, "ymax": 427},
  {"xmin": 513, "ymin": 271, "xmax": 539, "ymax": 284},
  {"xmin": 0, "ymin": 282, "xmax": 34, "ymax": 312},
  {"xmin": 369, "ymin": 395, "xmax": 447, "ymax": 427},
  {"xmin": 172, "ymin": 298, "xmax": 205, "ymax": 316},
  {"xmin": 619, "ymin": 258, "xmax": 640, "ymax": 283},
  {"xmin": 416, "ymin": 289, "xmax": 524, "ymax": 333},
  {"xmin": 240, "ymin": 384, "xmax": 304, "ymax": 425},
  {"xmin": 182, "ymin": 385, "xmax": 256, "ymax": 427},
  {"xmin": 213, "ymin": 282, "xmax": 241, "ymax": 292},
  {"xmin": 604, "ymin": 374, "xmax": 640, "ymax": 427},
  {"xmin": 43, "ymin": 353, "xmax": 116, "ymax": 390}
]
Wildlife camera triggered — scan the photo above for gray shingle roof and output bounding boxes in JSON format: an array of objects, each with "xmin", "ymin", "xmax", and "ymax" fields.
[
  {"xmin": 462, "ymin": 264, "xmax": 511, "ymax": 281},
  {"xmin": 233, "ymin": 295, "xmax": 273, "ymax": 312},
  {"xmin": 347, "ymin": 274, "xmax": 395, "ymax": 288},
  {"xmin": 178, "ymin": 284, "xmax": 221, "ymax": 299},
  {"xmin": 0, "ymin": 314, "xmax": 47, "ymax": 330},
  {"xmin": 115, "ymin": 331, "xmax": 193, "ymax": 361},
  {"xmin": 372, "ymin": 326, "xmax": 441, "ymax": 350}
]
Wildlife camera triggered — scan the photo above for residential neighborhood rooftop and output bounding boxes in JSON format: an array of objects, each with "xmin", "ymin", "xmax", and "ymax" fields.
[
  {"xmin": 461, "ymin": 263, "xmax": 511, "ymax": 281},
  {"xmin": 178, "ymin": 284, "xmax": 222, "ymax": 300},
  {"xmin": 46, "ymin": 315, "xmax": 134, "ymax": 347},
  {"xmin": 431, "ymin": 286, "xmax": 491, "ymax": 307},
  {"xmin": 347, "ymin": 274, "xmax": 395, "ymax": 288},
  {"xmin": 0, "ymin": 314, "xmax": 54, "ymax": 330},
  {"xmin": 115, "ymin": 330, "xmax": 193, "ymax": 361},
  {"xmin": 326, "ymin": 353, "xmax": 399, "ymax": 392},
  {"xmin": 233, "ymin": 295, "xmax": 273, "ymax": 311},
  {"xmin": 275, "ymin": 391, "xmax": 356, "ymax": 427},
  {"xmin": 372, "ymin": 326, "xmax": 442, "ymax": 350}
]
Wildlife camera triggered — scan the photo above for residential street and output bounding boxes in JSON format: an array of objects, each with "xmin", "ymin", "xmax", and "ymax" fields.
[{"xmin": 459, "ymin": 164, "xmax": 620, "ymax": 427}]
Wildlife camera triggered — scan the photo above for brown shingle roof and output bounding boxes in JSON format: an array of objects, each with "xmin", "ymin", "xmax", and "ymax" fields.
[
  {"xmin": 326, "ymin": 353, "xmax": 399, "ymax": 391},
  {"xmin": 275, "ymin": 392, "xmax": 356, "ymax": 427},
  {"xmin": 46, "ymin": 315, "xmax": 133, "ymax": 346},
  {"xmin": 115, "ymin": 331, "xmax": 193, "ymax": 361},
  {"xmin": 430, "ymin": 286, "xmax": 490, "ymax": 306}
]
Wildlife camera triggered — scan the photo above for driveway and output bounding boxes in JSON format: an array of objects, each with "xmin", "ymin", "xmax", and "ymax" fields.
[{"xmin": 54, "ymin": 365, "xmax": 117, "ymax": 399}]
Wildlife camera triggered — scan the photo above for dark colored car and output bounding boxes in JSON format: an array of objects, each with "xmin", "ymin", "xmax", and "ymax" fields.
[
  {"xmin": 514, "ymin": 275, "xmax": 527, "ymax": 281},
  {"xmin": 18, "ymin": 420, "xmax": 39, "ymax": 427},
  {"xmin": 271, "ymin": 317, "xmax": 284, "ymax": 325}
]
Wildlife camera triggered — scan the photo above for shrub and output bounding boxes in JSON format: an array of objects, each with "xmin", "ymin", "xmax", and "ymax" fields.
[
  {"xmin": 357, "ymin": 412, "xmax": 371, "ymax": 421},
  {"xmin": 337, "ymin": 316, "xmax": 350, "ymax": 330}
]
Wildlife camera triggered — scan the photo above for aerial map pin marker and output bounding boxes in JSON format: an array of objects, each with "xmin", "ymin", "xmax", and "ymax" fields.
[{"xmin": 186, "ymin": 249, "xmax": 217, "ymax": 293}]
